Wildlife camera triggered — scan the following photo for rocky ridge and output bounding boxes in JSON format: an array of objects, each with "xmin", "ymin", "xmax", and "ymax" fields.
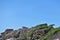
[{"xmin": 0, "ymin": 23, "xmax": 60, "ymax": 40}]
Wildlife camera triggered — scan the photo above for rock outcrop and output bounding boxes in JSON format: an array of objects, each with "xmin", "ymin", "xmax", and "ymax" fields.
[{"xmin": 0, "ymin": 23, "xmax": 60, "ymax": 40}]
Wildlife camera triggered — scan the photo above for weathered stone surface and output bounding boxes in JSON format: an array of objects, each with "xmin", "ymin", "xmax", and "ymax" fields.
[
  {"xmin": 50, "ymin": 32, "xmax": 60, "ymax": 40},
  {"xmin": 0, "ymin": 24, "xmax": 60, "ymax": 40}
]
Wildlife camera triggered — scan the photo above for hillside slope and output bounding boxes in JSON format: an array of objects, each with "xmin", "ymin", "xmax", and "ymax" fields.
[{"xmin": 0, "ymin": 23, "xmax": 60, "ymax": 40}]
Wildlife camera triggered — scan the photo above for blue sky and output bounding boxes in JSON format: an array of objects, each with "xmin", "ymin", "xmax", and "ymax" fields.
[{"xmin": 0, "ymin": 0, "xmax": 60, "ymax": 32}]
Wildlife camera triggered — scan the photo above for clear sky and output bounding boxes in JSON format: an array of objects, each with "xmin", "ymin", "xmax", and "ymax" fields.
[{"xmin": 0, "ymin": 0, "xmax": 60, "ymax": 32}]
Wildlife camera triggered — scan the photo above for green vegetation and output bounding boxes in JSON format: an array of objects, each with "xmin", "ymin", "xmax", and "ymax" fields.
[
  {"xmin": 1, "ymin": 23, "xmax": 60, "ymax": 40},
  {"xmin": 21, "ymin": 34, "xmax": 27, "ymax": 40},
  {"xmin": 0, "ymin": 35, "xmax": 2, "ymax": 38},
  {"xmin": 14, "ymin": 33, "xmax": 19, "ymax": 38},
  {"xmin": 27, "ymin": 23, "xmax": 60, "ymax": 40}
]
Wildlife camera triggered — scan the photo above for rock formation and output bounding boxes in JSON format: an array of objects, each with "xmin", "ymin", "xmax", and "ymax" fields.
[{"xmin": 0, "ymin": 23, "xmax": 60, "ymax": 40}]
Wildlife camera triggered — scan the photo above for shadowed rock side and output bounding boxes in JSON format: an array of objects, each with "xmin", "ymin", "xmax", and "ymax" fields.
[{"xmin": 0, "ymin": 23, "xmax": 60, "ymax": 40}]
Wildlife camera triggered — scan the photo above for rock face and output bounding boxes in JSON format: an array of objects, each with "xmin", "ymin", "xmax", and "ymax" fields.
[
  {"xmin": 1, "ymin": 29, "xmax": 14, "ymax": 40},
  {"xmin": 0, "ymin": 23, "xmax": 60, "ymax": 40},
  {"xmin": 50, "ymin": 32, "xmax": 60, "ymax": 40},
  {"xmin": 6, "ymin": 38, "xmax": 16, "ymax": 40},
  {"xmin": 32, "ymin": 29, "xmax": 45, "ymax": 40}
]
